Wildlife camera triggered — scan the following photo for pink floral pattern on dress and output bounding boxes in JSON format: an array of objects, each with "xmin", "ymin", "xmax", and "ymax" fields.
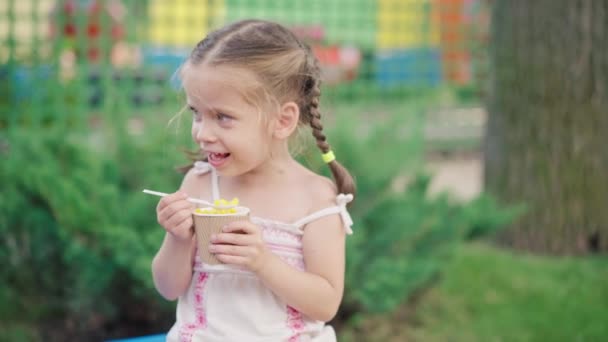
[
  {"xmin": 281, "ymin": 255, "xmax": 305, "ymax": 270},
  {"xmin": 179, "ymin": 272, "xmax": 209, "ymax": 342},
  {"xmin": 259, "ymin": 223, "xmax": 303, "ymax": 244},
  {"xmin": 286, "ymin": 305, "xmax": 305, "ymax": 341},
  {"xmin": 259, "ymin": 221, "xmax": 306, "ymax": 270}
]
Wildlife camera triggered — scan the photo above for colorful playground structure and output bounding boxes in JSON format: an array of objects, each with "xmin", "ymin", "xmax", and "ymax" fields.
[
  {"xmin": 1, "ymin": 0, "xmax": 483, "ymax": 108},
  {"xmin": 144, "ymin": 0, "xmax": 480, "ymax": 87}
]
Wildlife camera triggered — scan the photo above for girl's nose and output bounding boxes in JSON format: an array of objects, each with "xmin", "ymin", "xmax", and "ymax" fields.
[{"xmin": 194, "ymin": 122, "xmax": 217, "ymax": 144}]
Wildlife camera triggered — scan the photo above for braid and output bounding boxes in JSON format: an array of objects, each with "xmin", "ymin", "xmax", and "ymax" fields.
[
  {"xmin": 307, "ymin": 77, "xmax": 356, "ymax": 198},
  {"xmin": 309, "ymin": 84, "xmax": 330, "ymax": 153}
]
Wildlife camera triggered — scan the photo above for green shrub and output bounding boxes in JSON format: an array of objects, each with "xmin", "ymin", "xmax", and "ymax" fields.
[
  {"xmin": 301, "ymin": 109, "xmax": 521, "ymax": 316},
  {"xmin": 0, "ymin": 99, "xmax": 519, "ymax": 340},
  {"xmin": 0, "ymin": 122, "xmax": 183, "ymax": 340}
]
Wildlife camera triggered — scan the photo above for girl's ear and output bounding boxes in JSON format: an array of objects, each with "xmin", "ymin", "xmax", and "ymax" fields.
[{"xmin": 273, "ymin": 101, "xmax": 300, "ymax": 139}]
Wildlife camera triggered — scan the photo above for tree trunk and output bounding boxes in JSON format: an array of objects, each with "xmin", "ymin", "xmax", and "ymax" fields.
[{"xmin": 484, "ymin": 0, "xmax": 608, "ymax": 255}]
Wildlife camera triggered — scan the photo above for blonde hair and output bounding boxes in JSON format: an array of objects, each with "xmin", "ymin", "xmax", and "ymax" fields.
[{"xmin": 181, "ymin": 19, "xmax": 355, "ymax": 196}]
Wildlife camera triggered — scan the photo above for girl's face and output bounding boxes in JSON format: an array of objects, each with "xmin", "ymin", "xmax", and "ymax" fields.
[{"xmin": 183, "ymin": 64, "xmax": 274, "ymax": 177}]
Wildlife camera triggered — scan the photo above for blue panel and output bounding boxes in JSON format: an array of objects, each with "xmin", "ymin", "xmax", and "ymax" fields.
[
  {"xmin": 3, "ymin": 64, "xmax": 55, "ymax": 103},
  {"xmin": 375, "ymin": 48, "xmax": 442, "ymax": 87}
]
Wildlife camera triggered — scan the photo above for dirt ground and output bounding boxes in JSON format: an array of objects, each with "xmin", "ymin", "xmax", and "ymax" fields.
[
  {"xmin": 424, "ymin": 106, "xmax": 485, "ymax": 201},
  {"xmin": 426, "ymin": 152, "xmax": 483, "ymax": 201}
]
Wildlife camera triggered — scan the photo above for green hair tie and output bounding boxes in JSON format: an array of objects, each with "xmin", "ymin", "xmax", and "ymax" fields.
[{"xmin": 321, "ymin": 150, "xmax": 336, "ymax": 163}]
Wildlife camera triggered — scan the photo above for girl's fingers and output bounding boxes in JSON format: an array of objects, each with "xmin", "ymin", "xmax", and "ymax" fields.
[
  {"xmin": 209, "ymin": 224, "xmax": 268, "ymax": 271},
  {"xmin": 175, "ymin": 215, "xmax": 194, "ymax": 231},
  {"xmin": 159, "ymin": 198, "xmax": 193, "ymax": 217},
  {"xmin": 158, "ymin": 199, "xmax": 193, "ymax": 223},
  {"xmin": 172, "ymin": 218, "xmax": 194, "ymax": 238},
  {"xmin": 212, "ymin": 232, "xmax": 255, "ymax": 246},
  {"xmin": 222, "ymin": 220, "xmax": 259, "ymax": 234},
  {"xmin": 209, "ymin": 243, "xmax": 256, "ymax": 256},
  {"xmin": 156, "ymin": 191, "xmax": 188, "ymax": 211},
  {"xmin": 165, "ymin": 208, "xmax": 194, "ymax": 229},
  {"xmin": 214, "ymin": 254, "xmax": 248, "ymax": 266}
]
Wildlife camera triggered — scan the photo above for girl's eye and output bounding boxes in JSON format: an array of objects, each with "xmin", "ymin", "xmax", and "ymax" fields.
[
  {"xmin": 192, "ymin": 112, "xmax": 202, "ymax": 122},
  {"xmin": 216, "ymin": 113, "xmax": 233, "ymax": 122},
  {"xmin": 189, "ymin": 106, "xmax": 202, "ymax": 122}
]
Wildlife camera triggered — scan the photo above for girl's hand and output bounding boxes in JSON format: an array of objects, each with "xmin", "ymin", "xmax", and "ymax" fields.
[
  {"xmin": 209, "ymin": 220, "xmax": 269, "ymax": 272},
  {"xmin": 156, "ymin": 191, "xmax": 195, "ymax": 242}
]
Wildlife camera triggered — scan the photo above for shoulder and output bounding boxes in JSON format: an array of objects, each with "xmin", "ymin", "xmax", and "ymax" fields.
[
  {"xmin": 180, "ymin": 161, "xmax": 213, "ymax": 199},
  {"xmin": 301, "ymin": 171, "xmax": 338, "ymax": 213},
  {"xmin": 298, "ymin": 172, "xmax": 345, "ymax": 236}
]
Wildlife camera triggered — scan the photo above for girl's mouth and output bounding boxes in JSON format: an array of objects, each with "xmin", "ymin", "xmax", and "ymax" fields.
[{"xmin": 208, "ymin": 152, "xmax": 231, "ymax": 167}]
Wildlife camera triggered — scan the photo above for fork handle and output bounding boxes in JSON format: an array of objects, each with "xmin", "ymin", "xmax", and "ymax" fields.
[{"xmin": 142, "ymin": 189, "xmax": 213, "ymax": 206}]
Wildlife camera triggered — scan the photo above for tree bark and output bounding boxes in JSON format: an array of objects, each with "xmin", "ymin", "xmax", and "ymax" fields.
[{"xmin": 484, "ymin": 0, "xmax": 608, "ymax": 254}]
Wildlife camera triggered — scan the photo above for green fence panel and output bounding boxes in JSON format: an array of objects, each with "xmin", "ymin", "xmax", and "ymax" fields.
[{"xmin": 1, "ymin": 0, "xmax": 487, "ymax": 131}]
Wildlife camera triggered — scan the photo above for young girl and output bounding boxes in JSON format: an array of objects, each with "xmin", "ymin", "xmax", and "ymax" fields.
[{"xmin": 152, "ymin": 19, "xmax": 356, "ymax": 342}]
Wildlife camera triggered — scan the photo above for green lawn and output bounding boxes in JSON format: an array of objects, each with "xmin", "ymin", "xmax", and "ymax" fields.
[{"xmin": 341, "ymin": 242, "xmax": 608, "ymax": 342}]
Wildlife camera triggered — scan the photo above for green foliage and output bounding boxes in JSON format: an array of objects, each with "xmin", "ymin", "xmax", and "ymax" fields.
[
  {"xmin": 408, "ymin": 243, "xmax": 608, "ymax": 342},
  {"xmin": 1, "ymin": 97, "xmax": 518, "ymax": 339},
  {"xmin": 0, "ymin": 118, "xmax": 185, "ymax": 339},
  {"xmin": 301, "ymin": 108, "xmax": 521, "ymax": 314},
  {"xmin": 462, "ymin": 194, "xmax": 526, "ymax": 240}
]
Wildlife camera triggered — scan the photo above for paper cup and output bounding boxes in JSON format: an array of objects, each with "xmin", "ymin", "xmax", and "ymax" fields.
[{"xmin": 192, "ymin": 206, "xmax": 250, "ymax": 265}]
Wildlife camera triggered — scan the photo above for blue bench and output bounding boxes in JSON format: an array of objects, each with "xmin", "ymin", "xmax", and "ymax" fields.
[{"xmin": 106, "ymin": 334, "xmax": 167, "ymax": 342}]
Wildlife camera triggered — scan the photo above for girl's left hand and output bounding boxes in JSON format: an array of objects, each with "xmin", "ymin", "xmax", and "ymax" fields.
[{"xmin": 209, "ymin": 220, "xmax": 270, "ymax": 272}]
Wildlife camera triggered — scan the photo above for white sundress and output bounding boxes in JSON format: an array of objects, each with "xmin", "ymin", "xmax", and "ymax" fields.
[{"xmin": 166, "ymin": 161, "xmax": 354, "ymax": 342}]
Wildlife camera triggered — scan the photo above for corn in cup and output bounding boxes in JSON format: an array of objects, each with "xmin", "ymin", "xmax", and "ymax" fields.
[{"xmin": 192, "ymin": 198, "xmax": 249, "ymax": 265}]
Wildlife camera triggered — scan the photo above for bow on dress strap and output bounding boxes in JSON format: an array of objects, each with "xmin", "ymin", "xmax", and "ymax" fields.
[{"xmin": 336, "ymin": 193, "xmax": 354, "ymax": 234}]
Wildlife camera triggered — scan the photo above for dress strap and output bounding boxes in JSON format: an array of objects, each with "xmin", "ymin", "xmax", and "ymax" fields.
[
  {"xmin": 192, "ymin": 161, "xmax": 220, "ymax": 201},
  {"xmin": 293, "ymin": 194, "xmax": 354, "ymax": 234}
]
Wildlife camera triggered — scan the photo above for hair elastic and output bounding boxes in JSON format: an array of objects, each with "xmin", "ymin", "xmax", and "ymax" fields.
[{"xmin": 321, "ymin": 150, "xmax": 336, "ymax": 164}]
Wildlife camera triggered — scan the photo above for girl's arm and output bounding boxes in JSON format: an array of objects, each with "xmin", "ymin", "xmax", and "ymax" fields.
[
  {"xmin": 211, "ymin": 205, "xmax": 346, "ymax": 321},
  {"xmin": 151, "ymin": 171, "xmax": 202, "ymax": 300},
  {"xmin": 152, "ymin": 232, "xmax": 196, "ymax": 300},
  {"xmin": 259, "ymin": 214, "xmax": 346, "ymax": 322}
]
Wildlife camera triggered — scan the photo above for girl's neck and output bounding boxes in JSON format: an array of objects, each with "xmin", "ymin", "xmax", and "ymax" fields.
[{"xmin": 232, "ymin": 144, "xmax": 298, "ymax": 187}]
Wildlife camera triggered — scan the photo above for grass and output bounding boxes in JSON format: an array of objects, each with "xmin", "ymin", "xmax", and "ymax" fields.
[{"xmin": 340, "ymin": 242, "xmax": 608, "ymax": 342}]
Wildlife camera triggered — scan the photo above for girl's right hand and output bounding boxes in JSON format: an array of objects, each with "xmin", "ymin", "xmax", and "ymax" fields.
[{"xmin": 156, "ymin": 191, "xmax": 195, "ymax": 242}]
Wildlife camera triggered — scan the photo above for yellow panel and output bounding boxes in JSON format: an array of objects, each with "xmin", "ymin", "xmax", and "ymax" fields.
[
  {"xmin": 148, "ymin": 0, "xmax": 225, "ymax": 47},
  {"xmin": 377, "ymin": 0, "xmax": 440, "ymax": 49}
]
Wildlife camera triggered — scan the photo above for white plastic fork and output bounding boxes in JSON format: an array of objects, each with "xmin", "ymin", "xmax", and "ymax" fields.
[{"xmin": 142, "ymin": 189, "xmax": 237, "ymax": 209}]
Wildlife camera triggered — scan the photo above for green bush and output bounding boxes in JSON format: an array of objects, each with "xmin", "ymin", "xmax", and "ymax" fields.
[
  {"xmin": 0, "ymin": 121, "xmax": 184, "ymax": 340},
  {"xmin": 0, "ymin": 99, "xmax": 519, "ymax": 340},
  {"xmin": 302, "ymin": 109, "xmax": 521, "ymax": 317}
]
